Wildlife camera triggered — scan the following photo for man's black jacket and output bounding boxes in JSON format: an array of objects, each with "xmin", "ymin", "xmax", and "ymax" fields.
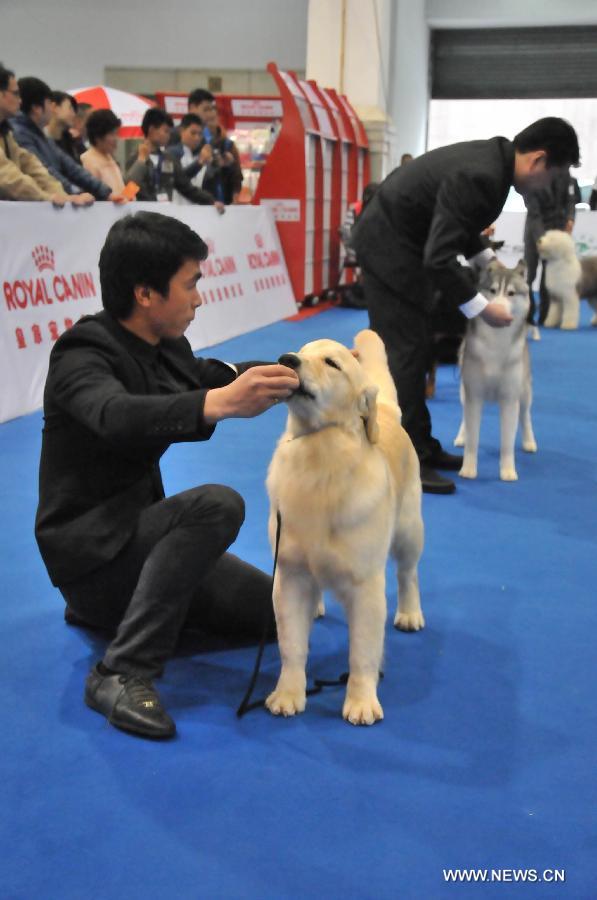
[
  {"xmin": 351, "ymin": 137, "xmax": 516, "ymax": 308},
  {"xmin": 35, "ymin": 311, "xmax": 254, "ymax": 586}
]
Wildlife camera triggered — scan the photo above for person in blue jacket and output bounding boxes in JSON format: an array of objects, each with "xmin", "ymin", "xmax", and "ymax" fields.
[{"xmin": 11, "ymin": 76, "xmax": 124, "ymax": 203}]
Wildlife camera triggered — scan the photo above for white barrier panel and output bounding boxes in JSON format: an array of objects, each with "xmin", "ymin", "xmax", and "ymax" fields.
[
  {"xmin": 493, "ymin": 210, "xmax": 597, "ymax": 268},
  {"xmin": 0, "ymin": 201, "xmax": 296, "ymax": 423}
]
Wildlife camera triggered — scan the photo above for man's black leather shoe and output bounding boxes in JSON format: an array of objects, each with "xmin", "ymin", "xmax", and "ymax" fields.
[
  {"xmin": 420, "ymin": 466, "xmax": 456, "ymax": 495},
  {"xmin": 85, "ymin": 664, "xmax": 176, "ymax": 739},
  {"xmin": 426, "ymin": 449, "xmax": 463, "ymax": 471}
]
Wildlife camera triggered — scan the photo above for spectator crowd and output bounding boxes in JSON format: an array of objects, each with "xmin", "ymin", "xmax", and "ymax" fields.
[{"xmin": 0, "ymin": 67, "xmax": 242, "ymax": 212}]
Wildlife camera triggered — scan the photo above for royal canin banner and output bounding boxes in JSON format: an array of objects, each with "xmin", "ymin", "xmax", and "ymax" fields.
[{"xmin": 0, "ymin": 201, "xmax": 296, "ymax": 423}]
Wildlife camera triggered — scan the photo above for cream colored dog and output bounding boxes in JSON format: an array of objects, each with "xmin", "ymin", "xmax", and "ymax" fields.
[
  {"xmin": 265, "ymin": 329, "xmax": 424, "ymax": 726},
  {"xmin": 538, "ymin": 229, "xmax": 582, "ymax": 329}
]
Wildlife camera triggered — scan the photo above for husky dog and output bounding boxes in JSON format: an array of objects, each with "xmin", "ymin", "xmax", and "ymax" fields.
[
  {"xmin": 538, "ymin": 230, "xmax": 582, "ymax": 329},
  {"xmin": 454, "ymin": 260, "xmax": 537, "ymax": 482}
]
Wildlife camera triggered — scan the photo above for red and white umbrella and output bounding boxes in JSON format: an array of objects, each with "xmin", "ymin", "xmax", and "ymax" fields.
[{"xmin": 68, "ymin": 85, "xmax": 155, "ymax": 137}]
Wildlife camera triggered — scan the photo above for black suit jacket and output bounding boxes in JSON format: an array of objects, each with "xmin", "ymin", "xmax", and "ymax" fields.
[
  {"xmin": 35, "ymin": 312, "xmax": 255, "ymax": 586},
  {"xmin": 352, "ymin": 137, "xmax": 515, "ymax": 309}
]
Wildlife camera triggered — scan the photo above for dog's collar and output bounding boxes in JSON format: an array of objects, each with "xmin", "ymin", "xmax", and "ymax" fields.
[{"xmin": 285, "ymin": 419, "xmax": 367, "ymax": 442}]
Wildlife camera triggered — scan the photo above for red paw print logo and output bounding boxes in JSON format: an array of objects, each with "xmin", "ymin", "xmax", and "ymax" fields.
[{"xmin": 31, "ymin": 245, "xmax": 55, "ymax": 272}]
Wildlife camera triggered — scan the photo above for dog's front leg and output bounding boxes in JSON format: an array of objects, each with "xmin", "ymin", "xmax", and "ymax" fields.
[
  {"xmin": 339, "ymin": 575, "xmax": 386, "ymax": 725},
  {"xmin": 499, "ymin": 397, "xmax": 520, "ymax": 481},
  {"xmin": 561, "ymin": 291, "xmax": 580, "ymax": 329},
  {"xmin": 266, "ymin": 565, "xmax": 320, "ymax": 718},
  {"xmin": 460, "ymin": 395, "xmax": 482, "ymax": 479},
  {"xmin": 543, "ymin": 295, "xmax": 561, "ymax": 328}
]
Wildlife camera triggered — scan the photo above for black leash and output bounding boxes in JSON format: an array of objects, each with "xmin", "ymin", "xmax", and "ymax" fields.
[{"xmin": 236, "ymin": 512, "xmax": 376, "ymax": 718}]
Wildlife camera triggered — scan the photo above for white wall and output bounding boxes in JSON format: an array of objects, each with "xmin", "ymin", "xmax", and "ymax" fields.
[{"xmin": 3, "ymin": 0, "xmax": 309, "ymax": 90}]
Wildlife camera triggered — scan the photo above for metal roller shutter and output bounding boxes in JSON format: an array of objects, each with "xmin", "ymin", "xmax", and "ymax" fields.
[{"xmin": 431, "ymin": 26, "xmax": 597, "ymax": 99}]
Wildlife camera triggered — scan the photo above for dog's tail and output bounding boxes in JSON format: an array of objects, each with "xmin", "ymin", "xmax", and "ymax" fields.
[{"xmin": 353, "ymin": 329, "xmax": 399, "ymax": 409}]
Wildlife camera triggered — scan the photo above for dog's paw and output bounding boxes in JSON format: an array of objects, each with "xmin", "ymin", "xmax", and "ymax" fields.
[
  {"xmin": 528, "ymin": 326, "xmax": 541, "ymax": 342},
  {"xmin": 342, "ymin": 695, "xmax": 384, "ymax": 726},
  {"xmin": 314, "ymin": 599, "xmax": 326, "ymax": 619},
  {"xmin": 265, "ymin": 688, "xmax": 306, "ymax": 717},
  {"xmin": 394, "ymin": 610, "xmax": 425, "ymax": 631},
  {"xmin": 500, "ymin": 466, "xmax": 518, "ymax": 482},
  {"xmin": 560, "ymin": 322, "xmax": 578, "ymax": 331},
  {"xmin": 459, "ymin": 462, "xmax": 477, "ymax": 479},
  {"xmin": 453, "ymin": 432, "xmax": 465, "ymax": 447},
  {"xmin": 522, "ymin": 439, "xmax": 537, "ymax": 453}
]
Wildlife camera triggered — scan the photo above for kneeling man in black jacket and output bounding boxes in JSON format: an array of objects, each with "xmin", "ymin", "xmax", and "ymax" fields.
[{"xmin": 35, "ymin": 211, "xmax": 299, "ymax": 739}]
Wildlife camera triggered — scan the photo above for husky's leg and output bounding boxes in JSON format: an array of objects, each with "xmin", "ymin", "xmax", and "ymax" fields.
[
  {"xmin": 499, "ymin": 397, "xmax": 520, "ymax": 481},
  {"xmin": 338, "ymin": 574, "xmax": 386, "ymax": 725},
  {"xmin": 561, "ymin": 290, "xmax": 580, "ymax": 329},
  {"xmin": 454, "ymin": 382, "xmax": 466, "ymax": 447},
  {"xmin": 266, "ymin": 565, "xmax": 321, "ymax": 717},
  {"xmin": 392, "ymin": 480, "xmax": 424, "ymax": 631},
  {"xmin": 520, "ymin": 375, "xmax": 537, "ymax": 453},
  {"xmin": 460, "ymin": 394, "xmax": 483, "ymax": 479}
]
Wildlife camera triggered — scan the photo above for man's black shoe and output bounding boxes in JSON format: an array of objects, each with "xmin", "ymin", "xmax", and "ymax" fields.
[
  {"xmin": 420, "ymin": 466, "xmax": 456, "ymax": 495},
  {"xmin": 426, "ymin": 449, "xmax": 463, "ymax": 471},
  {"xmin": 85, "ymin": 664, "xmax": 176, "ymax": 739}
]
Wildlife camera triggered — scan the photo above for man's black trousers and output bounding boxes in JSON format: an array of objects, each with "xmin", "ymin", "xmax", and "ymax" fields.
[
  {"xmin": 60, "ymin": 485, "xmax": 273, "ymax": 678},
  {"xmin": 362, "ymin": 268, "xmax": 441, "ymax": 462}
]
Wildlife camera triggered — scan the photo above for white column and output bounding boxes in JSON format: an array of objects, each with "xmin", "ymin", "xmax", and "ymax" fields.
[
  {"xmin": 306, "ymin": 0, "xmax": 396, "ymax": 180},
  {"xmin": 388, "ymin": 0, "xmax": 429, "ymax": 164}
]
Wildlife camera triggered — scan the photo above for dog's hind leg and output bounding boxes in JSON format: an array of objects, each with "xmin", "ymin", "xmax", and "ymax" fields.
[
  {"xmin": 339, "ymin": 574, "xmax": 386, "ymax": 725},
  {"xmin": 499, "ymin": 397, "xmax": 520, "ymax": 481},
  {"xmin": 266, "ymin": 566, "xmax": 320, "ymax": 717},
  {"xmin": 392, "ymin": 494, "xmax": 424, "ymax": 632}
]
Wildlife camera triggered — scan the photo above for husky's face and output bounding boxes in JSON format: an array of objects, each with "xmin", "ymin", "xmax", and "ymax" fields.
[{"xmin": 479, "ymin": 260, "xmax": 529, "ymax": 318}]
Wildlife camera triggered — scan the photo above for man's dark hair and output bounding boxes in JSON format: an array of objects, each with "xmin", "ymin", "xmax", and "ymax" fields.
[
  {"xmin": 99, "ymin": 212, "xmax": 208, "ymax": 319},
  {"xmin": 180, "ymin": 112, "xmax": 203, "ymax": 131},
  {"xmin": 0, "ymin": 66, "xmax": 15, "ymax": 91},
  {"xmin": 188, "ymin": 88, "xmax": 214, "ymax": 109},
  {"xmin": 86, "ymin": 108, "xmax": 122, "ymax": 146},
  {"xmin": 52, "ymin": 91, "xmax": 77, "ymax": 112},
  {"xmin": 141, "ymin": 107, "xmax": 174, "ymax": 137},
  {"xmin": 513, "ymin": 117, "xmax": 580, "ymax": 168},
  {"xmin": 18, "ymin": 76, "xmax": 53, "ymax": 115}
]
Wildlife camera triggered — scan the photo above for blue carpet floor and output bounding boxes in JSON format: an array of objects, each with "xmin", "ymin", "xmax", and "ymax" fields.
[{"xmin": 1, "ymin": 305, "xmax": 596, "ymax": 899}]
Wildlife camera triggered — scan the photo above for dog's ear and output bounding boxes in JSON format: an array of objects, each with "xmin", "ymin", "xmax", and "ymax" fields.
[
  {"xmin": 358, "ymin": 384, "xmax": 379, "ymax": 443},
  {"xmin": 515, "ymin": 258, "xmax": 527, "ymax": 277}
]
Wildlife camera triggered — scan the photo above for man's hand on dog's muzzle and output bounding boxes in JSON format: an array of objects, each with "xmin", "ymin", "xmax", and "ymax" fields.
[{"xmin": 203, "ymin": 365, "xmax": 299, "ymax": 422}]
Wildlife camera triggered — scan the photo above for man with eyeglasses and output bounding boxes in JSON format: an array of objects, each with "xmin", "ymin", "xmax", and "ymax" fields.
[{"xmin": 0, "ymin": 65, "xmax": 70, "ymax": 204}]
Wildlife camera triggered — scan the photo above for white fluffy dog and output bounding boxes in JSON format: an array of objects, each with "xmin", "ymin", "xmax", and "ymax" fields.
[
  {"xmin": 537, "ymin": 230, "xmax": 582, "ymax": 329},
  {"xmin": 265, "ymin": 330, "xmax": 424, "ymax": 726},
  {"xmin": 455, "ymin": 260, "xmax": 537, "ymax": 481}
]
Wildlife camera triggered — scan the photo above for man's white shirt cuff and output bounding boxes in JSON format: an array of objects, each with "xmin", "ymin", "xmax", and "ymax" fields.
[
  {"xmin": 469, "ymin": 247, "xmax": 495, "ymax": 268},
  {"xmin": 460, "ymin": 292, "xmax": 489, "ymax": 319}
]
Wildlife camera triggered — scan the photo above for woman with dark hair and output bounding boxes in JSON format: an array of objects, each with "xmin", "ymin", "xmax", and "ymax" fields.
[{"xmin": 80, "ymin": 108, "xmax": 125, "ymax": 195}]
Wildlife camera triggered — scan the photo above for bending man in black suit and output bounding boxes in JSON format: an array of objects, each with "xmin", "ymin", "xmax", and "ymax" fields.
[
  {"xmin": 352, "ymin": 117, "xmax": 580, "ymax": 494},
  {"xmin": 35, "ymin": 211, "xmax": 299, "ymax": 739}
]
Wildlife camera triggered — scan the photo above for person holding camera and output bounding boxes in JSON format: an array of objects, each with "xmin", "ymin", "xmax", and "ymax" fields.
[{"xmin": 199, "ymin": 104, "xmax": 243, "ymax": 204}]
